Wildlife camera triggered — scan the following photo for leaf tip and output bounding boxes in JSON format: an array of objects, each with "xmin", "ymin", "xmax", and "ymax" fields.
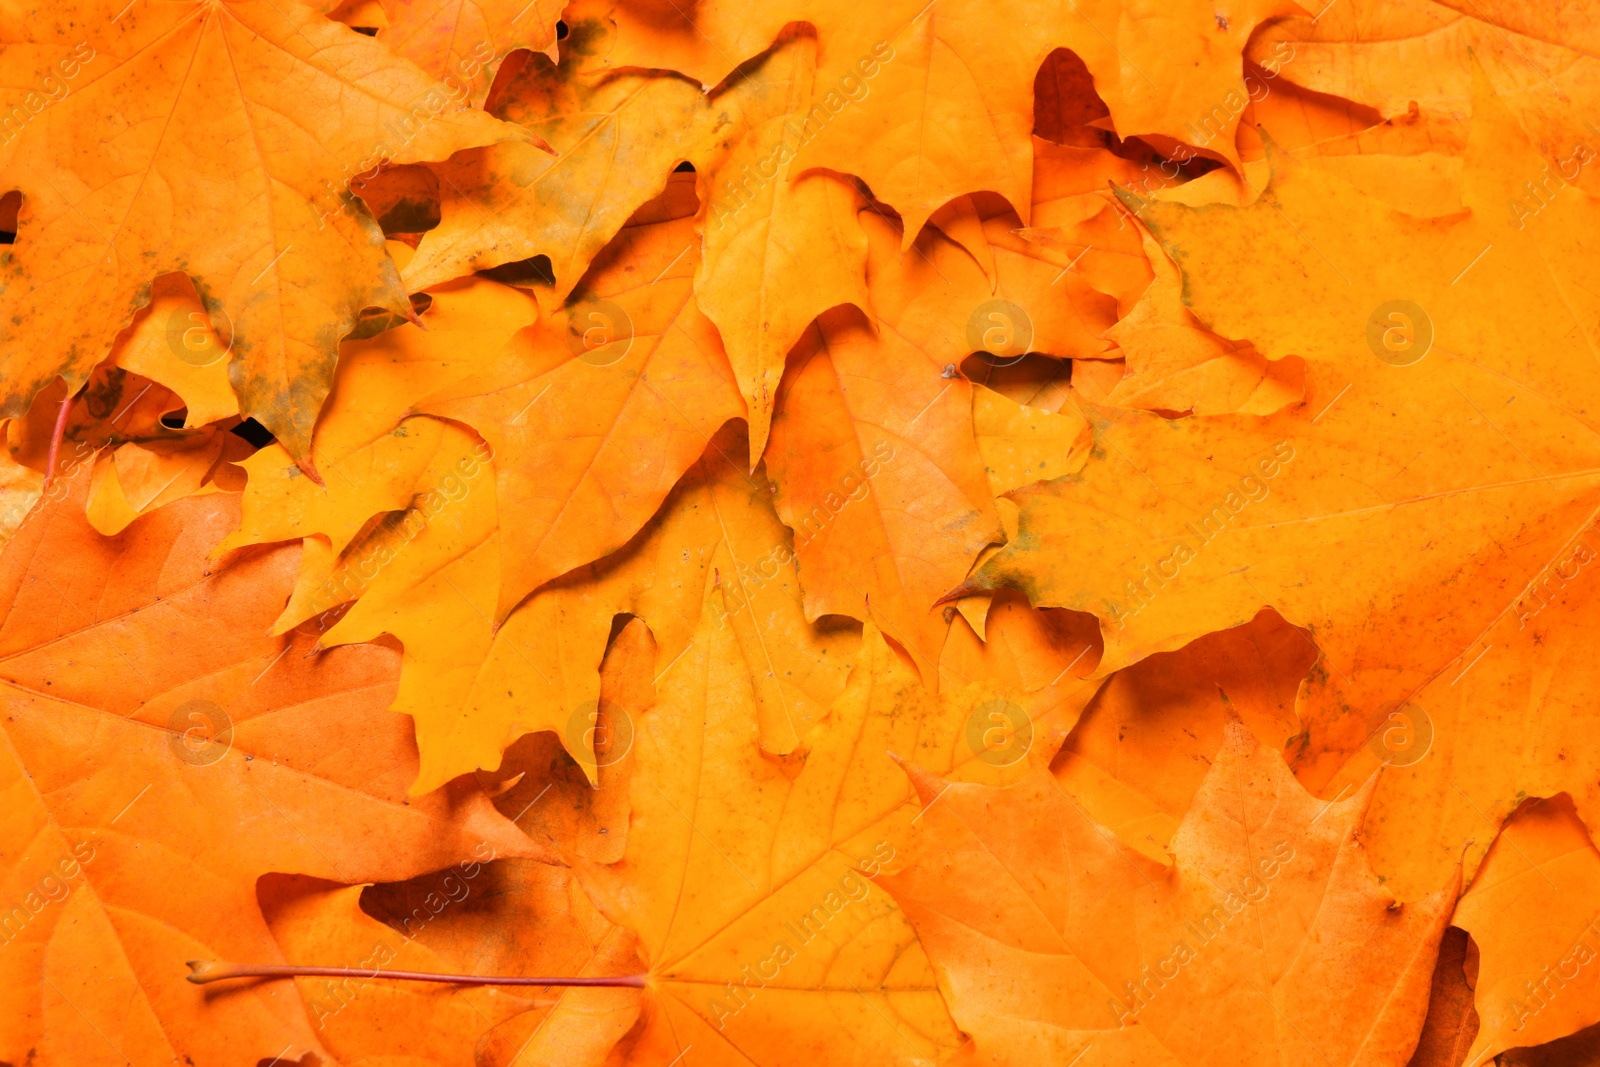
[
  {"xmin": 895, "ymin": 756, "xmax": 947, "ymax": 806},
  {"xmin": 1109, "ymin": 182, "xmax": 1147, "ymax": 215},
  {"xmin": 295, "ymin": 455, "xmax": 325, "ymax": 489},
  {"xmin": 934, "ymin": 580, "xmax": 979, "ymax": 607}
]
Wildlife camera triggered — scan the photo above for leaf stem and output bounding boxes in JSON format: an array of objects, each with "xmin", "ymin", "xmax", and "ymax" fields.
[
  {"xmin": 186, "ymin": 960, "xmax": 648, "ymax": 988},
  {"xmin": 41, "ymin": 389, "xmax": 72, "ymax": 491}
]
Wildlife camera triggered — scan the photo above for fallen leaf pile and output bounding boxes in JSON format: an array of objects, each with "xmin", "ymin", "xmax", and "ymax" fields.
[{"xmin": 1, "ymin": 1, "xmax": 1596, "ymax": 1064}]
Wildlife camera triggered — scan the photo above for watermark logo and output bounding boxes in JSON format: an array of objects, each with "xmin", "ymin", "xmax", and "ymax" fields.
[
  {"xmin": 1514, "ymin": 535, "xmax": 1596, "ymax": 630},
  {"xmin": 1503, "ymin": 900, "xmax": 1600, "ymax": 1035},
  {"xmin": 1508, "ymin": 143, "xmax": 1594, "ymax": 230},
  {"xmin": 965, "ymin": 699, "xmax": 1033, "ymax": 767},
  {"xmin": 707, "ymin": 841, "xmax": 896, "ymax": 1030},
  {"xmin": 965, "ymin": 299, "xmax": 1033, "ymax": 366},
  {"xmin": 566, "ymin": 699, "xmax": 634, "ymax": 768},
  {"xmin": 0, "ymin": 840, "xmax": 95, "ymax": 949},
  {"xmin": 1366, "ymin": 300, "xmax": 1432, "ymax": 367},
  {"xmin": 564, "ymin": 298, "xmax": 634, "ymax": 367},
  {"xmin": 164, "ymin": 303, "xmax": 233, "ymax": 367},
  {"xmin": 0, "ymin": 42, "xmax": 96, "ymax": 148},
  {"xmin": 1365, "ymin": 701, "xmax": 1432, "ymax": 767},
  {"xmin": 167, "ymin": 699, "xmax": 233, "ymax": 766}
]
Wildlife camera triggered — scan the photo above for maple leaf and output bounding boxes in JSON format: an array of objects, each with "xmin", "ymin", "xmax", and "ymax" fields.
[
  {"xmin": 573, "ymin": 569, "xmax": 1104, "ymax": 1067},
  {"xmin": 694, "ymin": 32, "xmax": 871, "ymax": 466},
  {"xmin": 780, "ymin": 0, "xmax": 1092, "ymax": 243},
  {"xmin": 224, "ymin": 235, "xmax": 830, "ymax": 786},
  {"xmin": 224, "ymin": 185, "xmax": 746, "ymax": 706},
  {"xmin": 755, "ymin": 202, "xmax": 1117, "ymax": 682},
  {"xmin": 219, "ymin": 267, "xmax": 543, "ymax": 565},
  {"xmin": 210, "ymin": 198, "xmax": 743, "ymax": 789},
  {"xmin": 957, "ymin": 70, "xmax": 1600, "ymax": 790},
  {"xmin": 246, "ymin": 412, "xmax": 859, "ymax": 789},
  {"xmin": 0, "ymin": 474, "xmax": 541, "ymax": 1067},
  {"xmin": 277, "ymin": 619, "xmax": 663, "ymax": 1063},
  {"xmin": 0, "ymin": 0, "xmax": 529, "ymax": 461},
  {"xmin": 1059, "ymin": 72, "xmax": 1600, "ymax": 911},
  {"xmin": 12, "ymin": 0, "xmax": 1600, "ymax": 1060},
  {"xmin": 880, "ymin": 715, "xmax": 1459, "ymax": 1066},
  {"xmin": 422, "ymin": 206, "xmax": 743, "ymax": 623},
  {"xmin": 767, "ymin": 304, "xmax": 998, "ymax": 683}
]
